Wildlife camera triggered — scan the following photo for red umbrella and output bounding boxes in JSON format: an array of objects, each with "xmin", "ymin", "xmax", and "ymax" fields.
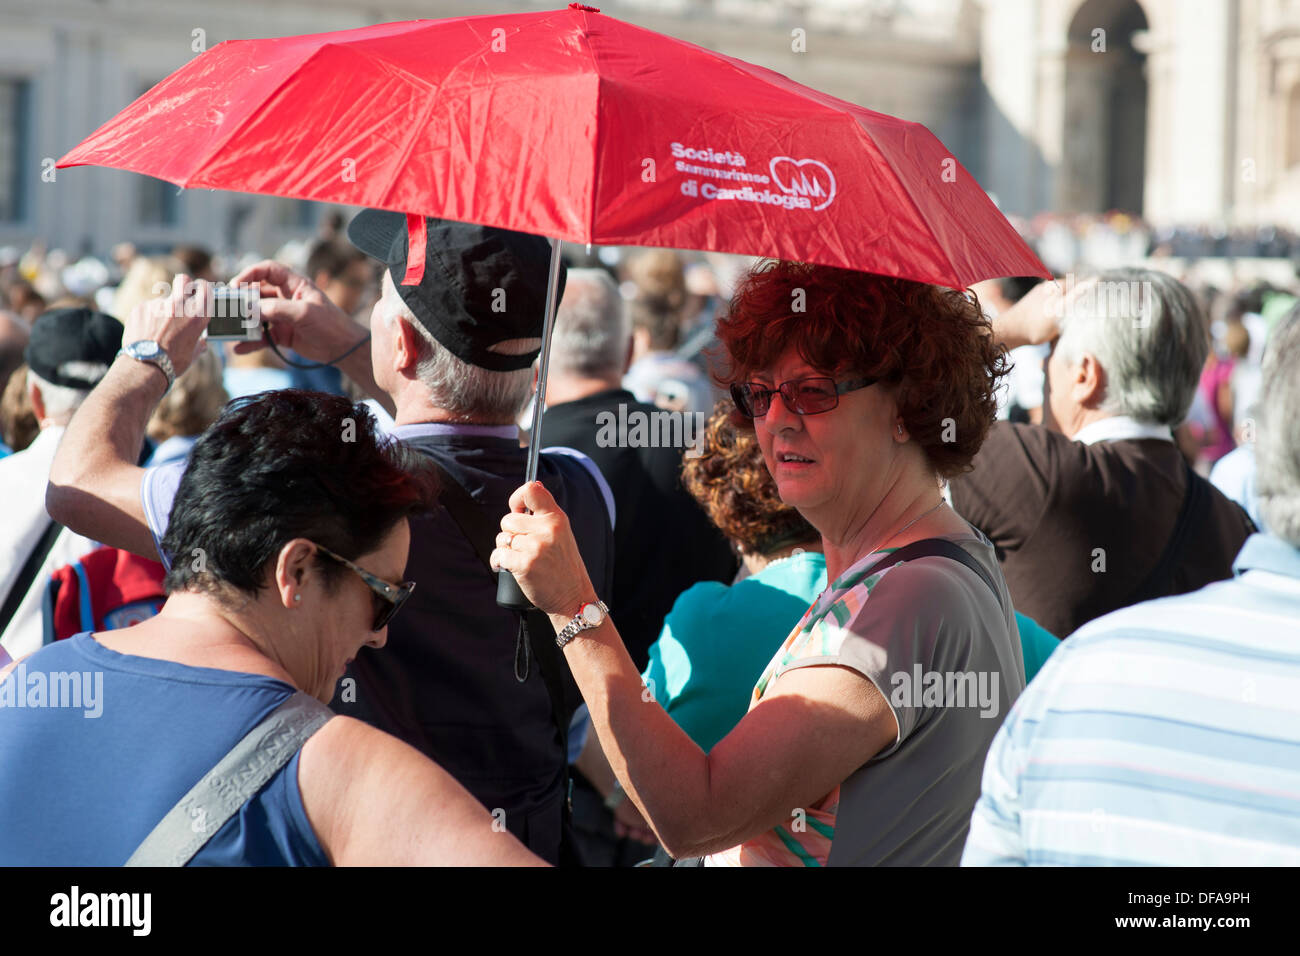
[
  {"xmin": 58, "ymin": 3, "xmax": 1048, "ymax": 605},
  {"xmin": 58, "ymin": 3, "xmax": 1045, "ymax": 290}
]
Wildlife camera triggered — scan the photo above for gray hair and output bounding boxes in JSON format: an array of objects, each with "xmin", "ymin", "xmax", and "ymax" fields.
[
  {"xmin": 1055, "ymin": 268, "xmax": 1207, "ymax": 425},
  {"xmin": 1256, "ymin": 307, "xmax": 1300, "ymax": 546},
  {"xmin": 551, "ymin": 269, "xmax": 628, "ymax": 379},
  {"xmin": 27, "ymin": 368, "xmax": 91, "ymax": 423},
  {"xmin": 378, "ymin": 272, "xmax": 536, "ymax": 424}
]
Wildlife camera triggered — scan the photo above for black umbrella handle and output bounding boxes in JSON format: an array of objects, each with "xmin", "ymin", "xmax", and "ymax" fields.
[
  {"xmin": 496, "ymin": 569, "xmax": 535, "ymax": 610},
  {"xmin": 498, "ymin": 236, "xmax": 562, "ymax": 613}
]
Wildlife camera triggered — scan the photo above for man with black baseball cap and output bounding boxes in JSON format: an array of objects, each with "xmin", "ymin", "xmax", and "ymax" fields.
[
  {"xmin": 348, "ymin": 211, "xmax": 555, "ymax": 372},
  {"xmin": 2, "ymin": 308, "xmax": 122, "ymax": 658},
  {"xmin": 48, "ymin": 216, "xmax": 615, "ymax": 865}
]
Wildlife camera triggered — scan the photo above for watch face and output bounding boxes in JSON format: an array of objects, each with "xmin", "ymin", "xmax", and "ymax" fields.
[
  {"xmin": 581, "ymin": 603, "xmax": 603, "ymax": 626},
  {"xmin": 132, "ymin": 342, "xmax": 160, "ymax": 359}
]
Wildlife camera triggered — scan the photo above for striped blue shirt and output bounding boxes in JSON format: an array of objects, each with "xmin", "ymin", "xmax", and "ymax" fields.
[{"xmin": 962, "ymin": 533, "xmax": 1300, "ymax": 866}]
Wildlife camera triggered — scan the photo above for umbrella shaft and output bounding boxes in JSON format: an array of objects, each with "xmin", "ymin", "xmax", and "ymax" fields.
[{"xmin": 524, "ymin": 237, "xmax": 564, "ymax": 484}]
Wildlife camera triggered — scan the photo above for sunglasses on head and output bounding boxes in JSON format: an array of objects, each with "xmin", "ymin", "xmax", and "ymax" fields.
[
  {"xmin": 312, "ymin": 542, "xmax": 415, "ymax": 631},
  {"xmin": 729, "ymin": 375, "xmax": 877, "ymax": 419}
]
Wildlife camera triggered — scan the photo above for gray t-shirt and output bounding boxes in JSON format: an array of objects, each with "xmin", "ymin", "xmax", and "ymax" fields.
[{"xmin": 705, "ymin": 529, "xmax": 1024, "ymax": 867}]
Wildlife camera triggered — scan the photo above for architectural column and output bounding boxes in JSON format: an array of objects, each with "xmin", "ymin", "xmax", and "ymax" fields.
[{"xmin": 1058, "ymin": 43, "xmax": 1111, "ymax": 211}]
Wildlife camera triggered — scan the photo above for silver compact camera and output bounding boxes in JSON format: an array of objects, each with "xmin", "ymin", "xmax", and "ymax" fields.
[{"xmin": 207, "ymin": 285, "xmax": 261, "ymax": 341}]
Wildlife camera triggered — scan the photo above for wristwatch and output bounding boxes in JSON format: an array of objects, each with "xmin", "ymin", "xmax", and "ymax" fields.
[
  {"xmin": 555, "ymin": 600, "xmax": 609, "ymax": 648},
  {"xmin": 118, "ymin": 340, "xmax": 176, "ymax": 391}
]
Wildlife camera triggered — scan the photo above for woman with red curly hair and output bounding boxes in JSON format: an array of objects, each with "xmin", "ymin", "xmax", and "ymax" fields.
[
  {"xmin": 641, "ymin": 405, "xmax": 825, "ymax": 753},
  {"xmin": 494, "ymin": 260, "xmax": 1026, "ymax": 866}
]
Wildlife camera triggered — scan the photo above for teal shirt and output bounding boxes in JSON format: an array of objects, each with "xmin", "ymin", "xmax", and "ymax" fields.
[
  {"xmin": 643, "ymin": 552, "xmax": 827, "ymax": 752},
  {"xmin": 1016, "ymin": 612, "xmax": 1060, "ymax": 684},
  {"xmin": 643, "ymin": 552, "xmax": 1060, "ymax": 752}
]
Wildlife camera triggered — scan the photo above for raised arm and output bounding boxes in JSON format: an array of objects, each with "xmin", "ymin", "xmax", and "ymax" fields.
[
  {"xmin": 46, "ymin": 275, "xmax": 209, "ymax": 558},
  {"xmin": 491, "ymin": 482, "xmax": 897, "ymax": 860},
  {"xmin": 987, "ymin": 277, "xmax": 1064, "ymax": 351}
]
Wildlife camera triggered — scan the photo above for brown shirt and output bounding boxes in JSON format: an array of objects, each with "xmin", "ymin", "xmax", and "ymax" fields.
[{"xmin": 951, "ymin": 422, "xmax": 1254, "ymax": 638}]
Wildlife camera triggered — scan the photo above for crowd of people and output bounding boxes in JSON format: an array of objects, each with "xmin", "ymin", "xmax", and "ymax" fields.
[
  {"xmin": 1, "ymin": 204, "xmax": 1297, "ymax": 866},
  {"xmin": 1008, "ymin": 210, "xmax": 1300, "ymax": 271}
]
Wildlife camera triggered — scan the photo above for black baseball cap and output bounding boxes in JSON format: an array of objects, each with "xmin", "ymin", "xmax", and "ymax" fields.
[
  {"xmin": 24, "ymin": 307, "xmax": 122, "ymax": 389},
  {"xmin": 347, "ymin": 210, "xmax": 564, "ymax": 372}
]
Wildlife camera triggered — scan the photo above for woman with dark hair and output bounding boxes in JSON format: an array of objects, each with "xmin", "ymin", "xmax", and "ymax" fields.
[
  {"xmin": 0, "ymin": 389, "xmax": 544, "ymax": 866},
  {"xmin": 494, "ymin": 260, "xmax": 1026, "ymax": 866}
]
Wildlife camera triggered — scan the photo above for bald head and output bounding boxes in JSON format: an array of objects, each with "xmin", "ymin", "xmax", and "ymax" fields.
[{"xmin": 551, "ymin": 269, "xmax": 629, "ymax": 383}]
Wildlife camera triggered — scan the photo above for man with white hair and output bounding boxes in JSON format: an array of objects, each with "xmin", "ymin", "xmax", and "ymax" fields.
[
  {"xmin": 1, "ymin": 308, "xmax": 121, "ymax": 657},
  {"xmin": 964, "ymin": 305, "xmax": 1300, "ymax": 866},
  {"xmin": 951, "ymin": 269, "xmax": 1254, "ymax": 638},
  {"xmin": 46, "ymin": 214, "xmax": 614, "ymax": 865}
]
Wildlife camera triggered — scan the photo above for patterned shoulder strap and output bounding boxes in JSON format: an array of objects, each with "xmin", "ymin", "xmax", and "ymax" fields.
[{"xmin": 125, "ymin": 692, "xmax": 333, "ymax": 866}]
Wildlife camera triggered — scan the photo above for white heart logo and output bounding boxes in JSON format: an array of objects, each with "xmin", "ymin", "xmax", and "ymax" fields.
[{"xmin": 769, "ymin": 157, "xmax": 837, "ymax": 211}]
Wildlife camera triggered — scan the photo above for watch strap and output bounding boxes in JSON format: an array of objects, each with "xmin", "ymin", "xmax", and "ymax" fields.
[
  {"xmin": 555, "ymin": 600, "xmax": 608, "ymax": 648},
  {"xmin": 119, "ymin": 341, "xmax": 176, "ymax": 390}
]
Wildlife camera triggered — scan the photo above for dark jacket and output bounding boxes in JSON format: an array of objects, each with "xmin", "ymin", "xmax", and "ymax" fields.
[{"xmin": 331, "ymin": 430, "xmax": 614, "ymax": 864}]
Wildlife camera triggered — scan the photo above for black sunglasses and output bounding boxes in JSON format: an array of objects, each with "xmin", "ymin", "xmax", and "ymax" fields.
[
  {"xmin": 313, "ymin": 542, "xmax": 415, "ymax": 631},
  {"xmin": 730, "ymin": 375, "xmax": 877, "ymax": 419}
]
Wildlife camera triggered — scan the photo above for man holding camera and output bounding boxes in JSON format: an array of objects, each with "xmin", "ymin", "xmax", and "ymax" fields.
[{"xmin": 46, "ymin": 213, "xmax": 614, "ymax": 865}]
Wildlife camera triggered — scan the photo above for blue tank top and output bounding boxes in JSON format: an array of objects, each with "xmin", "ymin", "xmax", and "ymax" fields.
[{"xmin": 0, "ymin": 633, "xmax": 329, "ymax": 866}]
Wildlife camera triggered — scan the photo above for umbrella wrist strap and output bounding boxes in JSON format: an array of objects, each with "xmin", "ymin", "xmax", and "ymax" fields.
[{"xmin": 261, "ymin": 324, "xmax": 371, "ymax": 369}]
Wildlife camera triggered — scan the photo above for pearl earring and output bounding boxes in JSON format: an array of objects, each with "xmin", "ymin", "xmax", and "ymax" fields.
[{"xmin": 294, "ymin": 594, "xmax": 301, "ymax": 602}]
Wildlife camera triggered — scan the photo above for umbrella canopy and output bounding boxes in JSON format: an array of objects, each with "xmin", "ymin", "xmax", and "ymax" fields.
[{"xmin": 58, "ymin": 4, "xmax": 1045, "ymax": 290}]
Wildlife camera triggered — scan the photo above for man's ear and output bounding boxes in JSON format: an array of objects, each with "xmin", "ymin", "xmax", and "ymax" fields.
[
  {"xmin": 1076, "ymin": 353, "xmax": 1107, "ymax": 409},
  {"xmin": 28, "ymin": 381, "xmax": 46, "ymax": 423},
  {"xmin": 392, "ymin": 315, "xmax": 422, "ymax": 375},
  {"xmin": 274, "ymin": 538, "xmax": 317, "ymax": 610}
]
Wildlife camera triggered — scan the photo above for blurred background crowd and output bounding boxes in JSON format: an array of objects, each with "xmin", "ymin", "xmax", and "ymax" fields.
[{"xmin": 2, "ymin": 215, "xmax": 1289, "ymax": 511}]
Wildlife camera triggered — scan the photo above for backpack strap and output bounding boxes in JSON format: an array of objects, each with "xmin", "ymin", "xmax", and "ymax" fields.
[
  {"xmin": 1123, "ymin": 459, "xmax": 1211, "ymax": 607},
  {"xmin": 860, "ymin": 537, "xmax": 1003, "ymax": 612},
  {"xmin": 41, "ymin": 574, "xmax": 61, "ymax": 648},
  {"xmin": 71, "ymin": 560, "xmax": 95, "ymax": 634},
  {"xmin": 0, "ymin": 520, "xmax": 64, "ymax": 638},
  {"xmin": 125, "ymin": 691, "xmax": 333, "ymax": 866}
]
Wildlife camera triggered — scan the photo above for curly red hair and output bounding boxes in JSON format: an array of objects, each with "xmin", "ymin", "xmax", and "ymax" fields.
[
  {"xmin": 682, "ymin": 403, "xmax": 820, "ymax": 556},
  {"xmin": 713, "ymin": 260, "xmax": 1009, "ymax": 479}
]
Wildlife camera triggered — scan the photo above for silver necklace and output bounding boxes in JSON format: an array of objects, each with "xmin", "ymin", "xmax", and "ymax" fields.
[{"xmin": 871, "ymin": 499, "xmax": 944, "ymax": 555}]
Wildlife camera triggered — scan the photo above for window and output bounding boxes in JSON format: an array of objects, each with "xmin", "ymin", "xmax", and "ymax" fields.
[
  {"xmin": 138, "ymin": 173, "xmax": 179, "ymax": 225},
  {"xmin": 0, "ymin": 77, "xmax": 31, "ymax": 222},
  {"xmin": 135, "ymin": 82, "xmax": 180, "ymax": 225},
  {"xmin": 276, "ymin": 197, "xmax": 317, "ymax": 229}
]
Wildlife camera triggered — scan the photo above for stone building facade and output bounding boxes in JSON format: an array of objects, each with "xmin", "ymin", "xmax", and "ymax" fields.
[{"xmin": 0, "ymin": 0, "xmax": 1294, "ymax": 255}]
